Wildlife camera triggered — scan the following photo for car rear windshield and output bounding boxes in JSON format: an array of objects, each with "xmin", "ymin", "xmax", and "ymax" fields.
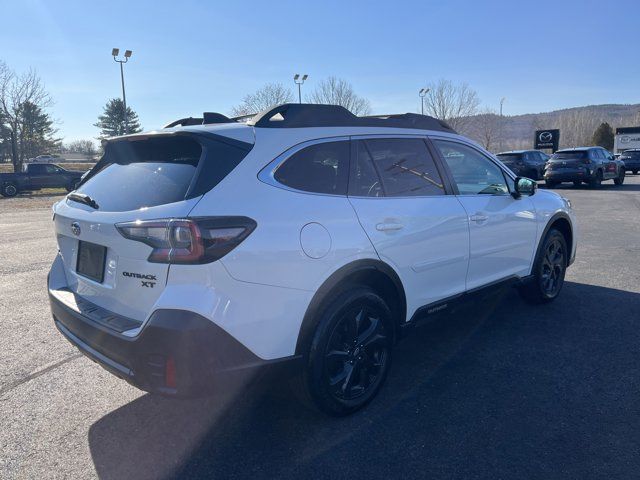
[
  {"xmin": 621, "ymin": 151, "xmax": 640, "ymax": 158},
  {"xmin": 75, "ymin": 135, "xmax": 251, "ymax": 212},
  {"xmin": 551, "ymin": 152, "xmax": 587, "ymax": 160},
  {"xmin": 497, "ymin": 154, "xmax": 522, "ymax": 163}
]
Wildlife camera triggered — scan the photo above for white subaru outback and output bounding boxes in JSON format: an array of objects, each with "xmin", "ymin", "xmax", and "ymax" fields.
[{"xmin": 48, "ymin": 104, "xmax": 576, "ymax": 415}]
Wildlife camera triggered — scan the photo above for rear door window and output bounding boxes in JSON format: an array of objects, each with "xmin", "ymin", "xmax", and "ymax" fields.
[
  {"xmin": 274, "ymin": 141, "xmax": 350, "ymax": 195},
  {"xmin": 358, "ymin": 138, "xmax": 445, "ymax": 197}
]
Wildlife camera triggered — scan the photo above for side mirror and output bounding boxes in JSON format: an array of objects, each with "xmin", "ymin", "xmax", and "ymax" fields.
[{"xmin": 513, "ymin": 177, "xmax": 537, "ymax": 197}]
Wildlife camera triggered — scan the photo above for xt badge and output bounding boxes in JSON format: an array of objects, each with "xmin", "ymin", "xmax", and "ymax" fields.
[{"xmin": 122, "ymin": 271, "xmax": 157, "ymax": 288}]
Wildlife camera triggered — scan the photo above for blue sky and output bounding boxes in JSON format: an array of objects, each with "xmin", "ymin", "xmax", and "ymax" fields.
[{"xmin": 2, "ymin": 0, "xmax": 639, "ymax": 142}]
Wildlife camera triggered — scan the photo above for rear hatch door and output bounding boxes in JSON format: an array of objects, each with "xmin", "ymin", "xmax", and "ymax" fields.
[{"xmin": 52, "ymin": 134, "xmax": 228, "ymax": 322}]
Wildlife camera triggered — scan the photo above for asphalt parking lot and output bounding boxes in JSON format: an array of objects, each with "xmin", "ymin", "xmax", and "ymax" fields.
[{"xmin": 1, "ymin": 178, "xmax": 639, "ymax": 480}]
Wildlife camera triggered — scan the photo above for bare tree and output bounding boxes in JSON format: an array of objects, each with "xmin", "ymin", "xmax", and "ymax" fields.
[
  {"xmin": 309, "ymin": 77, "xmax": 371, "ymax": 115},
  {"xmin": 231, "ymin": 83, "xmax": 294, "ymax": 117},
  {"xmin": 468, "ymin": 109, "xmax": 501, "ymax": 151},
  {"xmin": 63, "ymin": 139, "xmax": 98, "ymax": 157},
  {"xmin": 0, "ymin": 61, "xmax": 53, "ymax": 171},
  {"xmin": 423, "ymin": 79, "xmax": 480, "ymax": 132}
]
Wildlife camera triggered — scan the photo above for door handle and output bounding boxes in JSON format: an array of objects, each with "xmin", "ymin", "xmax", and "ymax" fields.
[
  {"xmin": 376, "ymin": 223, "xmax": 404, "ymax": 232},
  {"xmin": 470, "ymin": 214, "xmax": 488, "ymax": 223}
]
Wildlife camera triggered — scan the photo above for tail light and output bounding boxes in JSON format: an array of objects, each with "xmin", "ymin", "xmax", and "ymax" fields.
[{"xmin": 116, "ymin": 216, "xmax": 257, "ymax": 264}]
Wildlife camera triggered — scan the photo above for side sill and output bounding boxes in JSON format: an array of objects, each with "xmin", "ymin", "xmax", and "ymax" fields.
[{"xmin": 401, "ymin": 275, "xmax": 522, "ymax": 333}]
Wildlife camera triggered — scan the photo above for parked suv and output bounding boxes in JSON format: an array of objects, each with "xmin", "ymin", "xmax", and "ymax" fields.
[
  {"xmin": 619, "ymin": 149, "xmax": 640, "ymax": 175},
  {"xmin": 544, "ymin": 147, "xmax": 625, "ymax": 188},
  {"xmin": 48, "ymin": 104, "xmax": 577, "ymax": 415},
  {"xmin": 496, "ymin": 149, "xmax": 550, "ymax": 180}
]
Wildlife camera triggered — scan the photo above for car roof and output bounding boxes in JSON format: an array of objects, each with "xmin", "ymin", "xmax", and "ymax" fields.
[
  {"xmin": 497, "ymin": 149, "xmax": 549, "ymax": 155},
  {"xmin": 555, "ymin": 147, "xmax": 603, "ymax": 152}
]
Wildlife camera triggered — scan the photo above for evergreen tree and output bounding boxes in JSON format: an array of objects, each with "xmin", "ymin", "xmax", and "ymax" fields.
[
  {"xmin": 94, "ymin": 98, "xmax": 142, "ymax": 138},
  {"xmin": 592, "ymin": 122, "xmax": 614, "ymax": 150},
  {"xmin": 18, "ymin": 101, "xmax": 60, "ymax": 160}
]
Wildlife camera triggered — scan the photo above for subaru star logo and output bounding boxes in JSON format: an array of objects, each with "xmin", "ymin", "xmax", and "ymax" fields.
[
  {"xmin": 71, "ymin": 222, "xmax": 81, "ymax": 236},
  {"xmin": 539, "ymin": 132, "xmax": 553, "ymax": 143}
]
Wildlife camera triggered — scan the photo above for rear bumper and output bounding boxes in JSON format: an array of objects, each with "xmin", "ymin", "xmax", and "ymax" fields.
[
  {"xmin": 49, "ymin": 289, "xmax": 301, "ymax": 396},
  {"xmin": 544, "ymin": 168, "xmax": 591, "ymax": 182},
  {"xmin": 622, "ymin": 161, "xmax": 640, "ymax": 170}
]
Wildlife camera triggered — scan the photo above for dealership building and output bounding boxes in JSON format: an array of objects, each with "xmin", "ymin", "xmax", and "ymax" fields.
[{"xmin": 614, "ymin": 127, "xmax": 640, "ymax": 154}]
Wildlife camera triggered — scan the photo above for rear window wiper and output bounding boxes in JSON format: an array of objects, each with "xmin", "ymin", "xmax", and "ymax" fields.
[{"xmin": 67, "ymin": 192, "xmax": 99, "ymax": 210}]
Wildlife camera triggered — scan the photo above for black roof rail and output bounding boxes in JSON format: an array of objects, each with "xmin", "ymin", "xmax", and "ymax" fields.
[
  {"xmin": 164, "ymin": 112, "xmax": 238, "ymax": 129},
  {"xmin": 247, "ymin": 103, "xmax": 456, "ymax": 133}
]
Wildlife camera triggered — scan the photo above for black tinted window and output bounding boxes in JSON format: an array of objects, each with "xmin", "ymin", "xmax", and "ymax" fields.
[
  {"xmin": 361, "ymin": 138, "xmax": 445, "ymax": 197},
  {"xmin": 29, "ymin": 164, "xmax": 46, "ymax": 174},
  {"xmin": 76, "ymin": 137, "xmax": 203, "ymax": 212},
  {"xmin": 275, "ymin": 141, "xmax": 349, "ymax": 195},
  {"xmin": 350, "ymin": 141, "xmax": 383, "ymax": 197},
  {"xmin": 497, "ymin": 154, "xmax": 522, "ymax": 163},
  {"xmin": 552, "ymin": 151, "xmax": 587, "ymax": 160},
  {"xmin": 433, "ymin": 140, "xmax": 509, "ymax": 195}
]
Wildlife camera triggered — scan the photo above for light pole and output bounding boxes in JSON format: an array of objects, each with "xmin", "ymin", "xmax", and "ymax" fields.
[
  {"xmin": 112, "ymin": 48, "xmax": 133, "ymax": 134},
  {"xmin": 293, "ymin": 74, "xmax": 308, "ymax": 104},
  {"xmin": 419, "ymin": 88, "xmax": 429, "ymax": 115},
  {"xmin": 499, "ymin": 97, "xmax": 506, "ymax": 151}
]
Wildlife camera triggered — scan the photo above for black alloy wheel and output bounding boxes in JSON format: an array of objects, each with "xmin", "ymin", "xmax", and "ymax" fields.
[
  {"xmin": 296, "ymin": 287, "xmax": 393, "ymax": 416},
  {"xmin": 519, "ymin": 228, "xmax": 567, "ymax": 304},
  {"xmin": 324, "ymin": 306, "xmax": 389, "ymax": 402},
  {"xmin": 539, "ymin": 236, "xmax": 566, "ymax": 298}
]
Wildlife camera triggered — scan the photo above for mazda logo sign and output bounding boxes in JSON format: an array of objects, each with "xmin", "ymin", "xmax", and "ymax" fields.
[
  {"xmin": 539, "ymin": 132, "xmax": 553, "ymax": 143},
  {"xmin": 71, "ymin": 222, "xmax": 81, "ymax": 236}
]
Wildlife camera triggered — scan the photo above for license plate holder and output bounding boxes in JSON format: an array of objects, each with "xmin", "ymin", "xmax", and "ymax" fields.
[{"xmin": 76, "ymin": 241, "xmax": 107, "ymax": 283}]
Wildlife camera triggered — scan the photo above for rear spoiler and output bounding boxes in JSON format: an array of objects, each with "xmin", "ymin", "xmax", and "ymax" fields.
[{"xmin": 163, "ymin": 112, "xmax": 252, "ymax": 128}]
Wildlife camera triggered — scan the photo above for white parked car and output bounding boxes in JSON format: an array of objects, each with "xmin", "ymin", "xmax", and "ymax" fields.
[{"xmin": 48, "ymin": 104, "xmax": 577, "ymax": 415}]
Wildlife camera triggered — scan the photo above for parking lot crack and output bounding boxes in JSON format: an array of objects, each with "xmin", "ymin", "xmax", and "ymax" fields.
[{"xmin": 0, "ymin": 353, "xmax": 82, "ymax": 398}]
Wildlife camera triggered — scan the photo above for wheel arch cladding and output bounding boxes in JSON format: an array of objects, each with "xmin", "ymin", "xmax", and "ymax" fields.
[
  {"xmin": 295, "ymin": 259, "xmax": 406, "ymax": 356},
  {"xmin": 544, "ymin": 213, "xmax": 573, "ymax": 266}
]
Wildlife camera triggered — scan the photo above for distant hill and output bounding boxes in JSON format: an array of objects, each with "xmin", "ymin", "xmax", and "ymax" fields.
[{"xmin": 462, "ymin": 103, "xmax": 640, "ymax": 152}]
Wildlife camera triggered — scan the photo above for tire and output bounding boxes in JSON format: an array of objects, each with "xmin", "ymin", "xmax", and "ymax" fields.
[
  {"xmin": 614, "ymin": 169, "xmax": 625, "ymax": 185},
  {"xmin": 545, "ymin": 180, "xmax": 558, "ymax": 188},
  {"xmin": 589, "ymin": 170, "xmax": 602, "ymax": 188},
  {"xmin": 293, "ymin": 286, "xmax": 394, "ymax": 416},
  {"xmin": 518, "ymin": 228, "xmax": 568, "ymax": 304},
  {"xmin": 573, "ymin": 181, "xmax": 581, "ymax": 187},
  {"xmin": 1, "ymin": 183, "xmax": 18, "ymax": 197}
]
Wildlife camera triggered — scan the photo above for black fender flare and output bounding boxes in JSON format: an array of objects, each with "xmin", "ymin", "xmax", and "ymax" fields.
[
  {"xmin": 294, "ymin": 259, "xmax": 406, "ymax": 356},
  {"xmin": 533, "ymin": 211, "xmax": 574, "ymax": 271}
]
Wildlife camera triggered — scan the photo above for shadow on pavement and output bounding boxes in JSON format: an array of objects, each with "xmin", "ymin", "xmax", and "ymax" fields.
[{"xmin": 89, "ymin": 282, "xmax": 640, "ymax": 480}]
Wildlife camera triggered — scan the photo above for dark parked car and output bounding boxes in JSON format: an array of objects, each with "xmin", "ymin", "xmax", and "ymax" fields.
[
  {"xmin": 0, "ymin": 163, "xmax": 85, "ymax": 197},
  {"xmin": 619, "ymin": 149, "xmax": 640, "ymax": 174},
  {"xmin": 496, "ymin": 150, "xmax": 550, "ymax": 180},
  {"xmin": 544, "ymin": 147, "xmax": 625, "ymax": 188}
]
